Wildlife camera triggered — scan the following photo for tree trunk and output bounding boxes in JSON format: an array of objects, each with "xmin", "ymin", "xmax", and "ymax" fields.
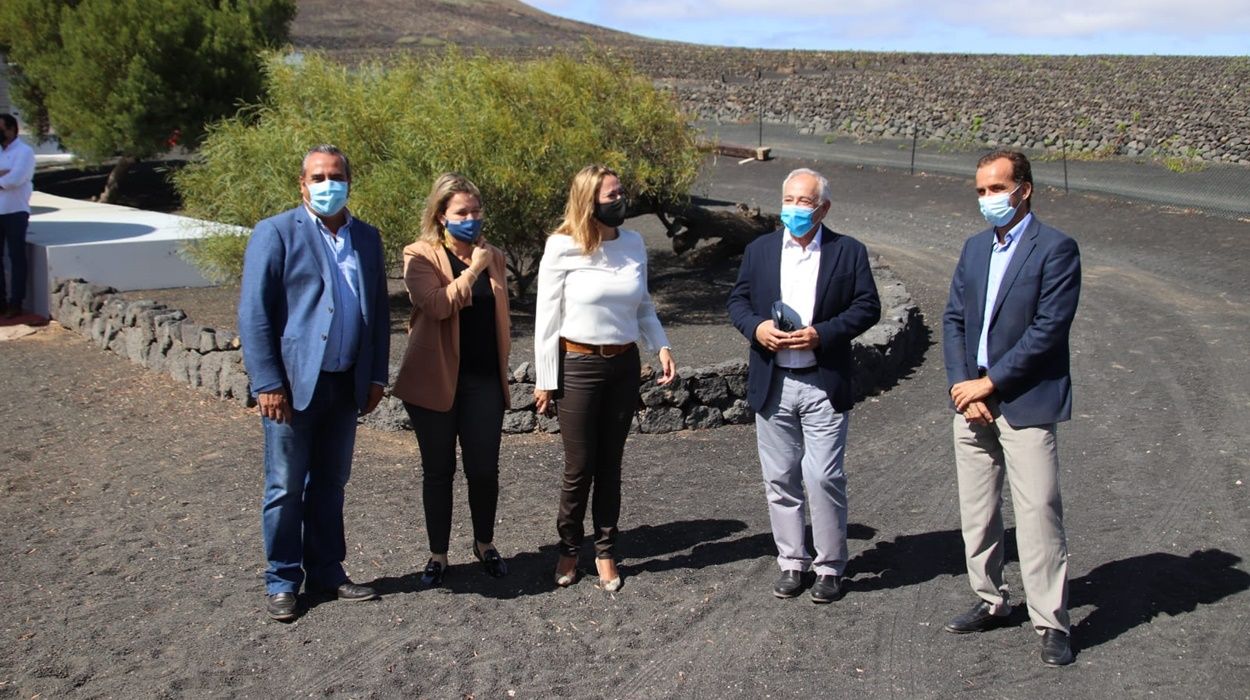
[
  {"xmin": 643, "ymin": 200, "xmax": 781, "ymax": 257},
  {"xmin": 98, "ymin": 156, "xmax": 137, "ymax": 203}
]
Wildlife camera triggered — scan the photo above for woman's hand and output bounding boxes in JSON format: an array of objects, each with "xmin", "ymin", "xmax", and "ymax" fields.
[
  {"xmin": 657, "ymin": 347, "xmax": 677, "ymax": 386},
  {"xmin": 469, "ymin": 239, "xmax": 491, "ymax": 274},
  {"xmin": 534, "ymin": 388, "xmax": 556, "ymax": 416}
]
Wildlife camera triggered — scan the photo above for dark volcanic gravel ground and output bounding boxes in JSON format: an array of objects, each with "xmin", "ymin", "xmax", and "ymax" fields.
[{"xmin": 4, "ymin": 154, "xmax": 1249, "ymax": 698}]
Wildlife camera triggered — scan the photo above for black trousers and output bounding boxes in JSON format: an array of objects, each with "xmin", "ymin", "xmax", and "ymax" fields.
[
  {"xmin": 404, "ymin": 372, "xmax": 504, "ymax": 555},
  {"xmin": 0, "ymin": 211, "xmax": 29, "ymax": 308},
  {"xmin": 556, "ymin": 346, "xmax": 641, "ymax": 558}
]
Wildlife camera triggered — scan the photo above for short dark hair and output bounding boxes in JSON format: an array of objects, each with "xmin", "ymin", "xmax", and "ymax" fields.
[
  {"xmin": 977, "ymin": 150, "xmax": 1032, "ymax": 187},
  {"xmin": 0, "ymin": 114, "xmax": 17, "ymax": 132},
  {"xmin": 301, "ymin": 144, "xmax": 351, "ymax": 180}
]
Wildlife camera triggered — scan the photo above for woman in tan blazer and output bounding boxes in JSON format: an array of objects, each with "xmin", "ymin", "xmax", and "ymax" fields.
[{"xmin": 392, "ymin": 173, "xmax": 512, "ymax": 587}]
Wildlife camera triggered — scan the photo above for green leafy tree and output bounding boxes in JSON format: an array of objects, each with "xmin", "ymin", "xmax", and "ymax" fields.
[
  {"xmin": 0, "ymin": 0, "xmax": 295, "ymax": 202},
  {"xmin": 176, "ymin": 51, "xmax": 702, "ymax": 293}
]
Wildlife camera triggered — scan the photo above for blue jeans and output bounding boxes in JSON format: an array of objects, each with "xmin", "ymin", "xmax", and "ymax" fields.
[
  {"xmin": 0, "ymin": 211, "xmax": 29, "ymax": 308},
  {"xmin": 261, "ymin": 371, "xmax": 358, "ymax": 594}
]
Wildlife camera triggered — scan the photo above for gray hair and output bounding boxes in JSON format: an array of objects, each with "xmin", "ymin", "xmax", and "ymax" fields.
[
  {"xmin": 783, "ymin": 167, "xmax": 831, "ymax": 204},
  {"xmin": 301, "ymin": 144, "xmax": 351, "ymax": 180}
]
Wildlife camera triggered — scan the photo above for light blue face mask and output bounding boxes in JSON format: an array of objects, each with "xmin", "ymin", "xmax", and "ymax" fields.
[
  {"xmin": 978, "ymin": 185, "xmax": 1021, "ymax": 227},
  {"xmin": 306, "ymin": 179, "xmax": 350, "ymax": 217},
  {"xmin": 780, "ymin": 204, "xmax": 818, "ymax": 237}
]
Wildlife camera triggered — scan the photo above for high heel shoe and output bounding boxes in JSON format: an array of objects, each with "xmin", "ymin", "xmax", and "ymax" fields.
[
  {"xmin": 594, "ymin": 557, "xmax": 622, "ymax": 592},
  {"xmin": 554, "ymin": 555, "xmax": 579, "ymax": 587}
]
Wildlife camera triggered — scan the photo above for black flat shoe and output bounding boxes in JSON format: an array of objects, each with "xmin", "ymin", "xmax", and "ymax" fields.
[
  {"xmin": 266, "ymin": 592, "xmax": 298, "ymax": 622},
  {"xmin": 773, "ymin": 570, "xmax": 804, "ymax": 598},
  {"xmin": 945, "ymin": 600, "xmax": 1011, "ymax": 634},
  {"xmin": 420, "ymin": 558, "xmax": 447, "ymax": 588},
  {"xmin": 1040, "ymin": 629, "xmax": 1074, "ymax": 666},
  {"xmin": 810, "ymin": 575, "xmax": 844, "ymax": 603},
  {"xmin": 473, "ymin": 545, "xmax": 509, "ymax": 578}
]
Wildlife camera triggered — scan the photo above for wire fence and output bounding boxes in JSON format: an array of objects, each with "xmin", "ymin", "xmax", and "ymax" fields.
[{"xmin": 700, "ymin": 120, "xmax": 1250, "ymax": 219}]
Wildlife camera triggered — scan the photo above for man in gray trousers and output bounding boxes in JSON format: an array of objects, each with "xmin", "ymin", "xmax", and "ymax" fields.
[{"xmin": 728, "ymin": 168, "xmax": 881, "ymax": 602}]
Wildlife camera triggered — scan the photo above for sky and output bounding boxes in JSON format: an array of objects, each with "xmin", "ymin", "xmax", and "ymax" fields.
[{"xmin": 522, "ymin": 1, "xmax": 1250, "ymax": 55}]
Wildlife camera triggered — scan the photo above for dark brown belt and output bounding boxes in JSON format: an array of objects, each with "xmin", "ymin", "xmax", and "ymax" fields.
[{"xmin": 560, "ymin": 338, "xmax": 635, "ymax": 357}]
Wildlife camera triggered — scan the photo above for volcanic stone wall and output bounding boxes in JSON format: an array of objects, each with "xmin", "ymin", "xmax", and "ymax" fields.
[
  {"xmin": 648, "ymin": 51, "xmax": 1250, "ymax": 164},
  {"xmin": 50, "ymin": 255, "xmax": 925, "ymax": 434},
  {"xmin": 493, "ymin": 46, "xmax": 1250, "ymax": 164}
]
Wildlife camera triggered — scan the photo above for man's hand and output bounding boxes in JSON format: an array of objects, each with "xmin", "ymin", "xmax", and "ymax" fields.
[
  {"xmin": 534, "ymin": 388, "xmax": 556, "ymax": 416},
  {"xmin": 657, "ymin": 347, "xmax": 677, "ymax": 386},
  {"xmin": 258, "ymin": 389, "xmax": 293, "ymax": 424},
  {"xmin": 781, "ymin": 326, "xmax": 820, "ymax": 351},
  {"xmin": 950, "ymin": 376, "xmax": 995, "ymax": 411},
  {"xmin": 960, "ymin": 400, "xmax": 993, "ymax": 426},
  {"xmin": 361, "ymin": 384, "xmax": 385, "ymax": 415},
  {"xmin": 754, "ymin": 320, "xmax": 790, "ymax": 352}
]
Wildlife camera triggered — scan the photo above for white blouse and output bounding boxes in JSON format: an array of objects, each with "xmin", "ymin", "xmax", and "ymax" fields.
[{"xmin": 533, "ymin": 230, "xmax": 670, "ymax": 390}]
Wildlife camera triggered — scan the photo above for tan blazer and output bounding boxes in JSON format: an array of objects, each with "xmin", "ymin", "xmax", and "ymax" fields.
[{"xmin": 391, "ymin": 239, "xmax": 512, "ymax": 412}]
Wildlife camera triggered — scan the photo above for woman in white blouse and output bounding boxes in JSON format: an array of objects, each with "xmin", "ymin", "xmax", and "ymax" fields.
[{"xmin": 534, "ymin": 164, "xmax": 677, "ymax": 591}]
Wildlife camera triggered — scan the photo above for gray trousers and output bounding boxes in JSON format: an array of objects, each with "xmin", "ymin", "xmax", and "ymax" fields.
[
  {"xmin": 755, "ymin": 369, "xmax": 849, "ymax": 577},
  {"xmin": 952, "ymin": 397, "xmax": 1071, "ymax": 634}
]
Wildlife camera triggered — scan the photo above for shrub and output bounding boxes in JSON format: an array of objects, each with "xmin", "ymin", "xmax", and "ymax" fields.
[{"xmin": 176, "ymin": 50, "xmax": 702, "ymax": 292}]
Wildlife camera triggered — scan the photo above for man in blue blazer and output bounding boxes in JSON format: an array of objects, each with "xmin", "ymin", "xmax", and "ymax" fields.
[
  {"xmin": 941, "ymin": 151, "xmax": 1081, "ymax": 666},
  {"xmin": 238, "ymin": 145, "xmax": 390, "ymax": 622},
  {"xmin": 728, "ymin": 168, "xmax": 881, "ymax": 604}
]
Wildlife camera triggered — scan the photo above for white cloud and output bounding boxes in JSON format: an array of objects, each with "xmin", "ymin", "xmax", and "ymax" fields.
[{"xmin": 604, "ymin": 0, "xmax": 1250, "ymax": 36}]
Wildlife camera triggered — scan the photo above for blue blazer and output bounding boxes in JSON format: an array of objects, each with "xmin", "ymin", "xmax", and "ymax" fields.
[
  {"xmin": 727, "ymin": 227, "xmax": 882, "ymax": 413},
  {"xmin": 238, "ymin": 206, "xmax": 391, "ymax": 412},
  {"xmin": 942, "ymin": 215, "xmax": 1081, "ymax": 427}
]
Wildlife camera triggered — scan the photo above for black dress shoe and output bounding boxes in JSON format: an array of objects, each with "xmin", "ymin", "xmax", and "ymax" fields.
[
  {"xmin": 266, "ymin": 592, "xmax": 298, "ymax": 621},
  {"xmin": 944, "ymin": 600, "xmax": 1010, "ymax": 634},
  {"xmin": 331, "ymin": 580, "xmax": 379, "ymax": 601},
  {"xmin": 810, "ymin": 575, "xmax": 844, "ymax": 604},
  {"xmin": 773, "ymin": 570, "xmax": 805, "ymax": 598},
  {"xmin": 1040, "ymin": 629, "xmax": 1074, "ymax": 666},
  {"xmin": 420, "ymin": 559, "xmax": 447, "ymax": 588},
  {"xmin": 473, "ymin": 545, "xmax": 509, "ymax": 578}
]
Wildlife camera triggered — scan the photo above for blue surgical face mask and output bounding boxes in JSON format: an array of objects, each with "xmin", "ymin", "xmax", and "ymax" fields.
[
  {"xmin": 444, "ymin": 217, "xmax": 483, "ymax": 243},
  {"xmin": 780, "ymin": 204, "xmax": 818, "ymax": 238},
  {"xmin": 306, "ymin": 179, "xmax": 349, "ymax": 217},
  {"xmin": 978, "ymin": 185, "xmax": 1022, "ymax": 228}
]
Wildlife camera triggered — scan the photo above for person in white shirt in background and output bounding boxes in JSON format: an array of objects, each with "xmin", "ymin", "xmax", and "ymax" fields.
[
  {"xmin": 0, "ymin": 113, "xmax": 36, "ymax": 318},
  {"xmin": 534, "ymin": 164, "xmax": 677, "ymax": 592}
]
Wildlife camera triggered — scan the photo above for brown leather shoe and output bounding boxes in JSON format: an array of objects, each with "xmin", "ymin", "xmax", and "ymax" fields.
[
  {"xmin": 310, "ymin": 580, "xmax": 379, "ymax": 601},
  {"xmin": 266, "ymin": 592, "xmax": 298, "ymax": 621}
]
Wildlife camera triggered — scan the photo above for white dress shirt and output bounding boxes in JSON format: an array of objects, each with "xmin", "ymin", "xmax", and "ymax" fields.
[
  {"xmin": 533, "ymin": 230, "xmax": 670, "ymax": 390},
  {"xmin": 776, "ymin": 225, "xmax": 823, "ymax": 369},
  {"xmin": 0, "ymin": 135, "xmax": 36, "ymax": 215}
]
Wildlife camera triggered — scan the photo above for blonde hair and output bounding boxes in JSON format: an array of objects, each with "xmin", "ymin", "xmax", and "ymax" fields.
[
  {"xmin": 553, "ymin": 164, "xmax": 617, "ymax": 255},
  {"xmin": 419, "ymin": 173, "xmax": 482, "ymax": 244}
]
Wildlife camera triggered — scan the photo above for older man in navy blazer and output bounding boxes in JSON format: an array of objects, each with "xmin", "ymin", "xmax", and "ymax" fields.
[
  {"xmin": 728, "ymin": 168, "xmax": 880, "ymax": 603},
  {"xmin": 942, "ymin": 151, "xmax": 1081, "ymax": 666},
  {"xmin": 238, "ymin": 145, "xmax": 390, "ymax": 622}
]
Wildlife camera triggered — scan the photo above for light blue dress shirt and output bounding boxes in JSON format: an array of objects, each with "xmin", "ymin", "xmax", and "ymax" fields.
[
  {"xmin": 313, "ymin": 212, "xmax": 363, "ymax": 373},
  {"xmin": 976, "ymin": 212, "xmax": 1032, "ymax": 370}
]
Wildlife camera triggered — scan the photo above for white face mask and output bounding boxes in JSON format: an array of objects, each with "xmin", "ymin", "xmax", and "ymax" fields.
[{"xmin": 978, "ymin": 184, "xmax": 1021, "ymax": 227}]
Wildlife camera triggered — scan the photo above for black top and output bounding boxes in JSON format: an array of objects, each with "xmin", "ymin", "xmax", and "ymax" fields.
[{"xmin": 445, "ymin": 247, "xmax": 499, "ymax": 377}]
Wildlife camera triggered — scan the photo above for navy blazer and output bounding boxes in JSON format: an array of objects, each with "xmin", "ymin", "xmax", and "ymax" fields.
[
  {"xmin": 942, "ymin": 215, "xmax": 1081, "ymax": 428},
  {"xmin": 727, "ymin": 226, "xmax": 882, "ymax": 413},
  {"xmin": 238, "ymin": 206, "xmax": 391, "ymax": 412}
]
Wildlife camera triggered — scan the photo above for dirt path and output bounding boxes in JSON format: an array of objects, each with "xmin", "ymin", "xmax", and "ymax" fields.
[{"xmin": 2, "ymin": 157, "xmax": 1248, "ymax": 698}]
